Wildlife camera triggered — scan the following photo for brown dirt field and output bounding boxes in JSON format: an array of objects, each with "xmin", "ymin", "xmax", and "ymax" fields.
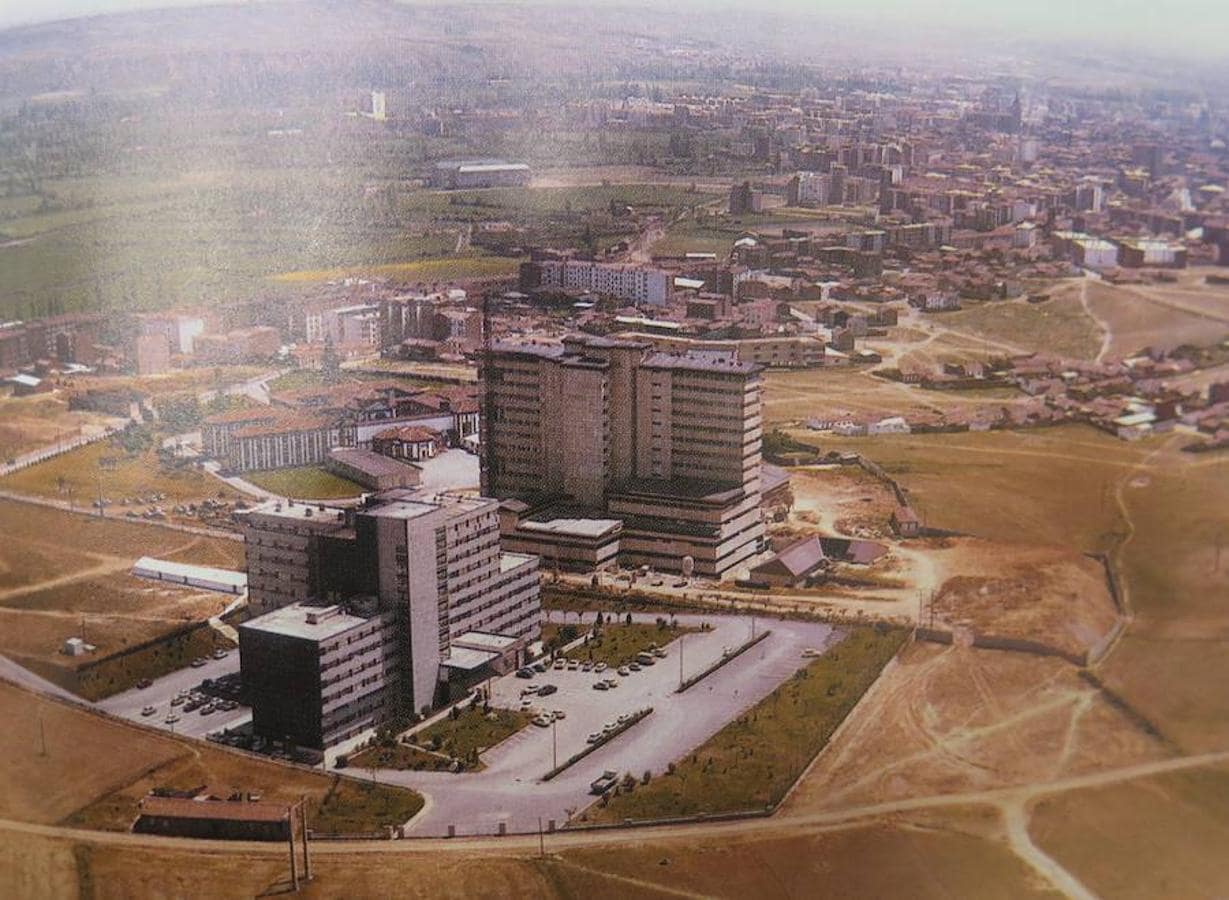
[
  {"xmin": 783, "ymin": 642, "xmax": 1170, "ymax": 815},
  {"xmin": 785, "ymin": 464, "xmax": 899, "ymax": 539},
  {"xmin": 0, "ymin": 500, "xmax": 244, "ymax": 688},
  {"xmin": 930, "ymin": 540, "xmax": 1118, "ymax": 658},
  {"xmin": 1030, "ymin": 762, "xmax": 1229, "ymax": 898},
  {"xmin": 0, "ymin": 681, "xmax": 420, "ymax": 836},
  {"xmin": 0, "ymin": 807, "xmax": 1061, "ymax": 900},
  {"xmin": 0, "ymin": 681, "xmax": 185, "ymax": 826},
  {"xmin": 0, "ymin": 393, "xmax": 113, "ymax": 462},
  {"xmin": 761, "ymin": 366, "xmax": 1022, "ymax": 426},
  {"xmin": 825, "ymin": 425, "xmax": 1152, "ymax": 550},
  {"xmin": 1082, "ymin": 277, "xmax": 1229, "ymax": 358}
]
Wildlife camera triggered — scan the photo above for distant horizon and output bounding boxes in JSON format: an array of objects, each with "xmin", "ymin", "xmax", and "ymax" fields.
[{"xmin": 3, "ymin": 0, "xmax": 1229, "ymax": 64}]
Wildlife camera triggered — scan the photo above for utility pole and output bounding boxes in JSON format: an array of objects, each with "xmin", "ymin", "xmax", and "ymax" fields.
[
  {"xmin": 287, "ymin": 803, "xmax": 299, "ymax": 892},
  {"xmin": 300, "ymin": 797, "xmax": 311, "ymax": 882},
  {"xmin": 537, "ymin": 816, "xmax": 545, "ymax": 858},
  {"xmin": 679, "ymin": 632, "xmax": 684, "ymax": 689},
  {"xmin": 551, "ymin": 717, "xmax": 558, "ymax": 770},
  {"xmin": 38, "ymin": 714, "xmax": 47, "ymax": 756}
]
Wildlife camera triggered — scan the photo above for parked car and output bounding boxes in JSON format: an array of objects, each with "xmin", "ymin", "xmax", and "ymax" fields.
[
  {"xmin": 581, "ymin": 661, "xmax": 593, "ymax": 672},
  {"xmin": 190, "ymin": 658, "xmax": 208, "ymax": 668},
  {"xmin": 515, "ymin": 668, "xmax": 534, "ymax": 679},
  {"xmin": 164, "ymin": 714, "xmax": 180, "ymax": 725},
  {"xmin": 592, "ymin": 681, "xmax": 608, "ymax": 691},
  {"xmin": 170, "ymin": 695, "xmax": 186, "ymax": 707},
  {"xmin": 199, "ymin": 703, "xmax": 216, "ymax": 716},
  {"xmin": 212, "ymin": 648, "xmax": 229, "ymax": 660},
  {"xmin": 552, "ymin": 709, "xmax": 566, "ymax": 720},
  {"xmin": 537, "ymin": 684, "xmax": 557, "ymax": 697},
  {"xmin": 552, "ymin": 659, "xmax": 566, "ymax": 670},
  {"xmin": 532, "ymin": 662, "xmax": 547, "ymax": 673},
  {"xmin": 652, "ymin": 648, "xmax": 667, "ymax": 659},
  {"xmin": 522, "ymin": 684, "xmax": 540, "ymax": 695},
  {"xmin": 590, "ymin": 770, "xmax": 619, "ymax": 795},
  {"xmin": 586, "ymin": 732, "xmax": 602, "ymax": 744},
  {"xmin": 140, "ymin": 705, "xmax": 157, "ymax": 717},
  {"xmin": 136, "ymin": 678, "xmax": 153, "ymax": 690},
  {"xmin": 532, "ymin": 715, "xmax": 552, "ymax": 728},
  {"xmin": 594, "ymin": 662, "xmax": 608, "ymax": 673},
  {"xmin": 605, "ymin": 678, "xmax": 619, "ymax": 689},
  {"xmin": 617, "ymin": 666, "xmax": 630, "ymax": 676},
  {"xmin": 567, "ymin": 659, "xmax": 580, "ymax": 670},
  {"xmin": 629, "ymin": 662, "xmax": 642, "ymax": 672}
]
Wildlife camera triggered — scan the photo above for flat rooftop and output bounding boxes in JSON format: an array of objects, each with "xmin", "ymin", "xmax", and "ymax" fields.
[
  {"xmin": 520, "ymin": 517, "xmax": 622, "ymax": 539},
  {"xmin": 240, "ymin": 603, "xmax": 374, "ymax": 641},
  {"xmin": 500, "ymin": 551, "xmax": 539, "ymax": 572}
]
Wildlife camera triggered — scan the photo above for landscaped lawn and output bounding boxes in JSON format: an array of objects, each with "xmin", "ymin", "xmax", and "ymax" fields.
[
  {"xmin": 565, "ymin": 621, "xmax": 695, "ymax": 668},
  {"xmin": 414, "ymin": 706, "xmax": 533, "ymax": 762},
  {"xmin": 582, "ymin": 625, "xmax": 907, "ymax": 823},
  {"xmin": 244, "ymin": 466, "xmax": 363, "ymax": 499},
  {"xmin": 308, "ymin": 776, "xmax": 425, "ymax": 834}
]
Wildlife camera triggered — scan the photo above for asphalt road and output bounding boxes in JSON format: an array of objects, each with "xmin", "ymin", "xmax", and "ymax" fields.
[
  {"xmin": 374, "ymin": 612, "xmax": 841, "ymax": 837},
  {"xmin": 95, "ymin": 651, "xmax": 249, "ymax": 740}
]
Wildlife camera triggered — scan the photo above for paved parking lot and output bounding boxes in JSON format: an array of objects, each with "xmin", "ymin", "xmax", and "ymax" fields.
[
  {"xmin": 95, "ymin": 651, "xmax": 250, "ymax": 740},
  {"xmin": 376, "ymin": 611, "xmax": 841, "ymax": 837}
]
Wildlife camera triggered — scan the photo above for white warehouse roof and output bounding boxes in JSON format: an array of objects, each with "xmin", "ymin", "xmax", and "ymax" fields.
[{"xmin": 132, "ymin": 557, "xmax": 248, "ymax": 594}]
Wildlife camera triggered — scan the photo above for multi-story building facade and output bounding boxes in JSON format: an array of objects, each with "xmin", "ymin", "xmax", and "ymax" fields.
[
  {"xmin": 526, "ymin": 260, "xmax": 671, "ymax": 306},
  {"xmin": 482, "ymin": 335, "xmax": 765, "ymax": 576},
  {"xmin": 239, "ymin": 601, "xmax": 400, "ymax": 749},
  {"xmin": 238, "ymin": 490, "xmax": 540, "ymax": 747}
]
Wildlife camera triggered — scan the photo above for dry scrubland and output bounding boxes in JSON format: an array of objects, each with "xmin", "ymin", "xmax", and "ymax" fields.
[
  {"xmin": 1, "ymin": 437, "xmax": 242, "ymax": 508},
  {"xmin": 1031, "ymin": 762, "xmax": 1229, "ymax": 898},
  {"xmin": 0, "ymin": 500, "xmax": 244, "ymax": 695},
  {"xmin": 0, "ymin": 681, "xmax": 421, "ymax": 836},
  {"xmin": 1080, "ymin": 274, "xmax": 1229, "ymax": 358},
  {"xmin": 0, "ymin": 393, "xmax": 113, "ymax": 462}
]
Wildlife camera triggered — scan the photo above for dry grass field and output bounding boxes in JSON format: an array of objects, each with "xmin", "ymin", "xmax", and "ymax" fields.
[
  {"xmin": 0, "ymin": 393, "xmax": 114, "ymax": 462},
  {"xmin": 0, "ymin": 681, "xmax": 422, "ymax": 837},
  {"xmin": 0, "ymin": 500, "xmax": 244, "ymax": 693},
  {"xmin": 1080, "ymin": 272, "xmax": 1229, "ymax": 358},
  {"xmin": 941, "ymin": 294, "xmax": 1104, "ymax": 360},
  {"xmin": 1030, "ymin": 762, "xmax": 1229, "ymax": 898},
  {"xmin": 0, "ymin": 804, "xmax": 1062, "ymax": 899},
  {"xmin": 1, "ymin": 438, "xmax": 242, "ymax": 508},
  {"xmin": 785, "ymin": 463, "xmax": 900, "ymax": 539}
]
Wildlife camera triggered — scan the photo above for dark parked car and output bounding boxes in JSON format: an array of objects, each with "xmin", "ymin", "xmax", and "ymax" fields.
[{"xmin": 537, "ymin": 684, "xmax": 558, "ymax": 697}]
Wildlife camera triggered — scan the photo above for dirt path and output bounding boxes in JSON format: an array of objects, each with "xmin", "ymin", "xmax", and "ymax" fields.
[
  {"xmin": 1077, "ymin": 280, "xmax": 1114, "ymax": 363},
  {"xmin": 1001, "ymin": 797, "xmax": 1097, "ymax": 900}
]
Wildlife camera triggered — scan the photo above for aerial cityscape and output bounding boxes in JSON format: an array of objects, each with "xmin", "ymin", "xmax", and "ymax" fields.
[{"xmin": 1, "ymin": 1, "xmax": 1227, "ymax": 896}]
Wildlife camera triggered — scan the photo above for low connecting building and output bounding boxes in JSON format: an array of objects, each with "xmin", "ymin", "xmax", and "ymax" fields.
[{"xmin": 237, "ymin": 489, "xmax": 540, "ymax": 749}]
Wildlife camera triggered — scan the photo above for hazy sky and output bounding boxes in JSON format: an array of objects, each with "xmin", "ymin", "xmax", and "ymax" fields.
[{"xmin": 2, "ymin": 0, "xmax": 1228, "ymax": 59}]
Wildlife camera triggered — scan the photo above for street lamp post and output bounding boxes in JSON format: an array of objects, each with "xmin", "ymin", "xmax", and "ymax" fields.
[{"xmin": 551, "ymin": 717, "xmax": 558, "ymax": 770}]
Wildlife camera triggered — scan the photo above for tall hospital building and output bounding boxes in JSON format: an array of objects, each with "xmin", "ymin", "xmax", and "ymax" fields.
[
  {"xmin": 482, "ymin": 335, "xmax": 765, "ymax": 577},
  {"xmin": 237, "ymin": 490, "xmax": 540, "ymax": 749}
]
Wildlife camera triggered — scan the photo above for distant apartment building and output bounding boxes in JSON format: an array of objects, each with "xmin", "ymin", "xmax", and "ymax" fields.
[
  {"xmin": 522, "ymin": 259, "xmax": 671, "ymax": 306},
  {"xmin": 238, "ymin": 490, "xmax": 541, "ymax": 747},
  {"xmin": 482, "ymin": 335, "xmax": 765, "ymax": 576},
  {"xmin": 1117, "ymin": 238, "xmax": 1187, "ymax": 268},
  {"xmin": 0, "ymin": 313, "xmax": 103, "ymax": 370},
  {"xmin": 138, "ymin": 313, "xmax": 205, "ymax": 355},
  {"xmin": 134, "ymin": 333, "xmax": 171, "ymax": 375},
  {"xmin": 613, "ymin": 332, "xmax": 825, "ymax": 369},
  {"xmin": 728, "ymin": 180, "xmax": 763, "ymax": 215},
  {"xmin": 195, "ymin": 327, "xmax": 280, "ymax": 364}
]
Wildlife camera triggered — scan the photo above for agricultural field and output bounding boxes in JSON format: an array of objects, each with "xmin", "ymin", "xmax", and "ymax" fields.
[
  {"xmin": 0, "ymin": 680, "xmax": 422, "ymax": 835},
  {"xmin": 243, "ymin": 466, "xmax": 364, "ymax": 500},
  {"xmin": 0, "ymin": 499, "xmax": 244, "ymax": 695}
]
